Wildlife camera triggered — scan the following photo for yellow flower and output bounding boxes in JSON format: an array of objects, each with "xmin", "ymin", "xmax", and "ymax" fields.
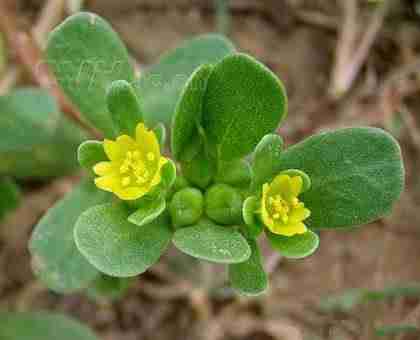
[
  {"xmin": 93, "ymin": 123, "xmax": 167, "ymax": 200},
  {"xmin": 261, "ymin": 174, "xmax": 310, "ymax": 236}
]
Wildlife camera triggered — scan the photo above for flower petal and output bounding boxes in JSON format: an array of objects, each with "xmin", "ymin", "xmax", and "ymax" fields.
[
  {"xmin": 270, "ymin": 222, "xmax": 307, "ymax": 236},
  {"xmin": 135, "ymin": 123, "xmax": 160, "ymax": 160},
  {"xmin": 94, "ymin": 175, "xmax": 119, "ymax": 192},
  {"xmin": 290, "ymin": 176, "xmax": 303, "ymax": 197},
  {"xmin": 113, "ymin": 186, "xmax": 148, "ymax": 200},
  {"xmin": 261, "ymin": 183, "xmax": 274, "ymax": 227},
  {"xmin": 103, "ymin": 139, "xmax": 124, "ymax": 161},
  {"xmin": 93, "ymin": 161, "xmax": 113, "ymax": 176},
  {"xmin": 270, "ymin": 174, "xmax": 292, "ymax": 196},
  {"xmin": 289, "ymin": 207, "xmax": 311, "ymax": 223},
  {"xmin": 116, "ymin": 135, "xmax": 136, "ymax": 152},
  {"xmin": 150, "ymin": 157, "xmax": 168, "ymax": 187}
]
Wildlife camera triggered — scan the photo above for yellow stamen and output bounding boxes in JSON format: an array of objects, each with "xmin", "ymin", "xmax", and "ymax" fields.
[
  {"xmin": 147, "ymin": 152, "xmax": 155, "ymax": 161},
  {"xmin": 121, "ymin": 177, "xmax": 131, "ymax": 187}
]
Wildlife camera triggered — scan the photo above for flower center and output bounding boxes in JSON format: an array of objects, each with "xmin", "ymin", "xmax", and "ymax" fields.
[
  {"xmin": 269, "ymin": 195, "xmax": 301, "ymax": 224},
  {"xmin": 119, "ymin": 150, "xmax": 155, "ymax": 187}
]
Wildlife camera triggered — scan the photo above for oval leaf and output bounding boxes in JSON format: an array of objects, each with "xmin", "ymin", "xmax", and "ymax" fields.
[
  {"xmin": 47, "ymin": 12, "xmax": 134, "ymax": 137},
  {"xmin": 266, "ymin": 229, "xmax": 320, "ymax": 259},
  {"xmin": 171, "ymin": 64, "xmax": 213, "ymax": 160},
  {"xmin": 75, "ymin": 203, "xmax": 172, "ymax": 277},
  {"xmin": 251, "ymin": 133, "xmax": 284, "ymax": 191},
  {"xmin": 128, "ymin": 196, "xmax": 166, "ymax": 227},
  {"xmin": 138, "ymin": 34, "xmax": 235, "ymax": 125},
  {"xmin": 272, "ymin": 127, "xmax": 404, "ymax": 229},
  {"xmin": 0, "ymin": 88, "xmax": 87, "ymax": 178},
  {"xmin": 229, "ymin": 238, "xmax": 268, "ymax": 296},
  {"xmin": 0, "ymin": 312, "xmax": 99, "ymax": 340},
  {"xmin": 161, "ymin": 159, "xmax": 177, "ymax": 189},
  {"xmin": 106, "ymin": 80, "xmax": 144, "ymax": 136},
  {"xmin": 153, "ymin": 123, "xmax": 166, "ymax": 147},
  {"xmin": 29, "ymin": 180, "xmax": 109, "ymax": 293},
  {"xmin": 242, "ymin": 196, "xmax": 263, "ymax": 238},
  {"xmin": 203, "ymin": 54, "xmax": 287, "ymax": 160},
  {"xmin": 173, "ymin": 219, "xmax": 251, "ymax": 263},
  {"xmin": 78, "ymin": 140, "xmax": 107, "ymax": 170}
]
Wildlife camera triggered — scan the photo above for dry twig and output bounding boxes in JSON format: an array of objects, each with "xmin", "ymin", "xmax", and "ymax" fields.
[
  {"xmin": 32, "ymin": 0, "xmax": 66, "ymax": 48},
  {"xmin": 0, "ymin": 65, "xmax": 21, "ymax": 95},
  {"xmin": 330, "ymin": 0, "xmax": 391, "ymax": 99}
]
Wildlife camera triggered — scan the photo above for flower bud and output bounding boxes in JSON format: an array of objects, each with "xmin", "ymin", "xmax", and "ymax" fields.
[
  {"xmin": 169, "ymin": 187, "xmax": 204, "ymax": 228},
  {"xmin": 205, "ymin": 184, "xmax": 243, "ymax": 225},
  {"xmin": 215, "ymin": 159, "xmax": 251, "ymax": 187}
]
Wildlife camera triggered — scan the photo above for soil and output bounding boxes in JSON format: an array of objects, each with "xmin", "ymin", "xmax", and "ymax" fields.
[{"xmin": 1, "ymin": 1, "xmax": 420, "ymax": 339}]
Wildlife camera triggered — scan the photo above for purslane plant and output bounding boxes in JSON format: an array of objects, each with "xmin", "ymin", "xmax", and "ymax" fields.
[{"xmin": 30, "ymin": 12, "xmax": 404, "ymax": 296}]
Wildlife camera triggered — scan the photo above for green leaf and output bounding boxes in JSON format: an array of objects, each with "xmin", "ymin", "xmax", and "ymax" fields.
[
  {"xmin": 273, "ymin": 128, "xmax": 404, "ymax": 229},
  {"xmin": 87, "ymin": 275, "xmax": 132, "ymax": 301},
  {"xmin": 0, "ymin": 178, "xmax": 20, "ymax": 220},
  {"xmin": 138, "ymin": 34, "xmax": 235, "ymax": 125},
  {"xmin": 0, "ymin": 88, "xmax": 59, "ymax": 151},
  {"xmin": 173, "ymin": 219, "xmax": 251, "ymax": 263},
  {"xmin": 266, "ymin": 229, "xmax": 319, "ymax": 259},
  {"xmin": 153, "ymin": 123, "xmax": 166, "ymax": 147},
  {"xmin": 205, "ymin": 184, "xmax": 243, "ymax": 225},
  {"xmin": 375, "ymin": 324, "xmax": 419, "ymax": 337},
  {"xmin": 202, "ymin": 54, "xmax": 287, "ymax": 160},
  {"xmin": 251, "ymin": 133, "xmax": 284, "ymax": 191},
  {"xmin": 128, "ymin": 196, "xmax": 166, "ymax": 227},
  {"xmin": 171, "ymin": 64, "xmax": 213, "ymax": 160},
  {"xmin": 106, "ymin": 80, "xmax": 144, "ymax": 136},
  {"xmin": 229, "ymin": 238, "xmax": 268, "ymax": 296},
  {"xmin": 178, "ymin": 132, "xmax": 203, "ymax": 163},
  {"xmin": 161, "ymin": 159, "xmax": 177, "ymax": 189},
  {"xmin": 215, "ymin": 159, "xmax": 251, "ymax": 188},
  {"xmin": 74, "ymin": 203, "xmax": 172, "ymax": 277},
  {"xmin": 29, "ymin": 180, "xmax": 109, "ymax": 293},
  {"xmin": 169, "ymin": 187, "xmax": 204, "ymax": 228},
  {"xmin": 47, "ymin": 12, "xmax": 134, "ymax": 137},
  {"xmin": 0, "ymin": 312, "xmax": 99, "ymax": 340},
  {"xmin": 78, "ymin": 140, "xmax": 107, "ymax": 170},
  {"xmin": 0, "ymin": 88, "xmax": 87, "ymax": 178},
  {"xmin": 242, "ymin": 196, "xmax": 263, "ymax": 238}
]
